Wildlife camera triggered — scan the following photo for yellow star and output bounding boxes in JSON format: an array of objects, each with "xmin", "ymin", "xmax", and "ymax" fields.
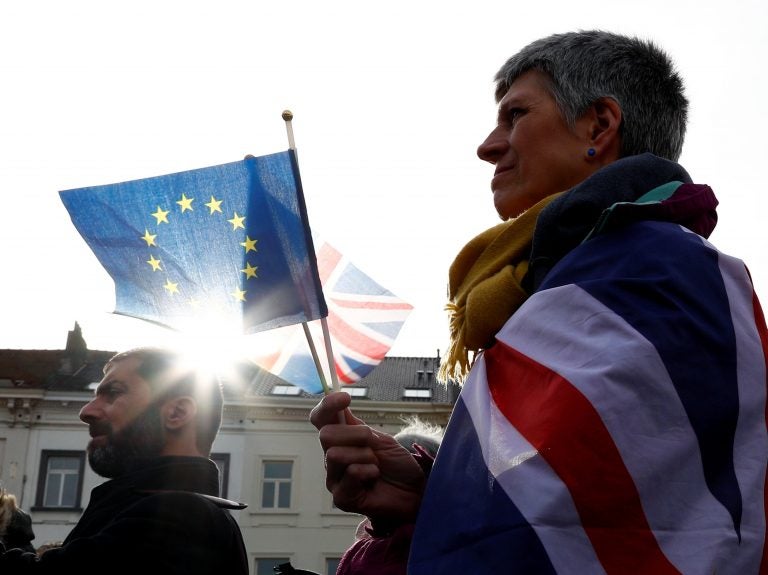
[
  {"xmin": 205, "ymin": 196, "xmax": 223, "ymax": 214},
  {"xmin": 141, "ymin": 229, "xmax": 157, "ymax": 247},
  {"xmin": 163, "ymin": 279, "xmax": 179, "ymax": 295},
  {"xmin": 146, "ymin": 255, "xmax": 162, "ymax": 271},
  {"xmin": 232, "ymin": 288, "xmax": 247, "ymax": 302},
  {"xmin": 240, "ymin": 236, "xmax": 257, "ymax": 253},
  {"xmin": 176, "ymin": 193, "xmax": 194, "ymax": 212},
  {"xmin": 152, "ymin": 206, "xmax": 170, "ymax": 225},
  {"xmin": 241, "ymin": 262, "xmax": 258, "ymax": 279},
  {"xmin": 227, "ymin": 212, "xmax": 245, "ymax": 230}
]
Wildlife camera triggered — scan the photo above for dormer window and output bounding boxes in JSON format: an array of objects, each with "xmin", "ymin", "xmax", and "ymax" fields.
[
  {"xmin": 404, "ymin": 388, "xmax": 432, "ymax": 399},
  {"xmin": 271, "ymin": 385, "xmax": 301, "ymax": 396}
]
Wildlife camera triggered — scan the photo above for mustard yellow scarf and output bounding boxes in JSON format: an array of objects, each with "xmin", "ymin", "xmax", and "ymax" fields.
[{"xmin": 438, "ymin": 193, "xmax": 563, "ymax": 384}]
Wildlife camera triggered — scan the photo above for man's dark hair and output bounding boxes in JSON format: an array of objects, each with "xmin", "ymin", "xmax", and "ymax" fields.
[{"xmin": 106, "ymin": 347, "xmax": 223, "ymax": 454}]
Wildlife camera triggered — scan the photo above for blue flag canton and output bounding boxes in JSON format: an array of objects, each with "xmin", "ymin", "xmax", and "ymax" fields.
[{"xmin": 61, "ymin": 152, "xmax": 326, "ymax": 334}]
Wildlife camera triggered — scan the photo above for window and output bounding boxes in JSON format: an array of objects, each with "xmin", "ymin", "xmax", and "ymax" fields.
[
  {"xmin": 255, "ymin": 557, "xmax": 290, "ymax": 575},
  {"xmin": 271, "ymin": 385, "xmax": 301, "ymax": 396},
  {"xmin": 261, "ymin": 460, "xmax": 293, "ymax": 509},
  {"xmin": 342, "ymin": 387, "xmax": 368, "ymax": 398},
  {"xmin": 210, "ymin": 452, "xmax": 230, "ymax": 499},
  {"xmin": 35, "ymin": 450, "xmax": 85, "ymax": 509},
  {"xmin": 326, "ymin": 558, "xmax": 341, "ymax": 575},
  {"xmin": 403, "ymin": 388, "xmax": 432, "ymax": 399}
]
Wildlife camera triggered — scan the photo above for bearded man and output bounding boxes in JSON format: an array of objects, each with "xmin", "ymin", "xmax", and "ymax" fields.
[{"xmin": 0, "ymin": 347, "xmax": 249, "ymax": 574}]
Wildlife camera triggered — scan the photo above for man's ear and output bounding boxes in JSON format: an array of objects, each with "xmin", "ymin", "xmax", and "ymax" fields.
[
  {"xmin": 585, "ymin": 97, "xmax": 622, "ymax": 162},
  {"xmin": 161, "ymin": 397, "xmax": 197, "ymax": 431}
]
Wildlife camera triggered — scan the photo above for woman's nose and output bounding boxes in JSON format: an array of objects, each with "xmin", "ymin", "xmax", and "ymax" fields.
[{"xmin": 477, "ymin": 126, "xmax": 507, "ymax": 164}]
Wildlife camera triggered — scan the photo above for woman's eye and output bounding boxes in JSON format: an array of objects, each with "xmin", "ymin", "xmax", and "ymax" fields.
[{"xmin": 508, "ymin": 108, "xmax": 524, "ymax": 125}]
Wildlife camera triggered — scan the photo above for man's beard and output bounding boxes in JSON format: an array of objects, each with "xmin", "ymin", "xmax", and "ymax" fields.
[{"xmin": 87, "ymin": 405, "xmax": 166, "ymax": 478}]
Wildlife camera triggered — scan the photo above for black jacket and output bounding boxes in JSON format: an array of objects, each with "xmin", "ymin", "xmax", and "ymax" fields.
[{"xmin": 0, "ymin": 456, "xmax": 248, "ymax": 574}]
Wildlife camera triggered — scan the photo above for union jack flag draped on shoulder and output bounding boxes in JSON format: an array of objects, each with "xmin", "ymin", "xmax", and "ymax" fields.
[{"xmin": 410, "ymin": 162, "xmax": 768, "ymax": 574}]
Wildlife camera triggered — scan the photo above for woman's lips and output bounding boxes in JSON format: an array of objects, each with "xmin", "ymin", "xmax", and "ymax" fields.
[{"xmin": 491, "ymin": 166, "xmax": 514, "ymax": 189}]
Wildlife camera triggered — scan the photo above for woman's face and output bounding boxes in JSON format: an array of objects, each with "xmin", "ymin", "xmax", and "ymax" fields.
[{"xmin": 477, "ymin": 70, "xmax": 600, "ymax": 220}]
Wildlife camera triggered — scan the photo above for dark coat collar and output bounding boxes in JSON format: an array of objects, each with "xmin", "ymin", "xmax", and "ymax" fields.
[{"xmin": 525, "ymin": 153, "xmax": 716, "ymax": 292}]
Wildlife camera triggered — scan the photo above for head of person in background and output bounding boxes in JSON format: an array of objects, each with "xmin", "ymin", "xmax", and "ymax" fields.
[
  {"xmin": 0, "ymin": 489, "xmax": 35, "ymax": 554},
  {"xmin": 79, "ymin": 347, "xmax": 223, "ymax": 478},
  {"xmin": 394, "ymin": 416, "xmax": 443, "ymax": 459}
]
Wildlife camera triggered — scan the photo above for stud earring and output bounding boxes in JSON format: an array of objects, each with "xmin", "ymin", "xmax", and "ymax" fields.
[{"xmin": 587, "ymin": 148, "xmax": 596, "ymax": 157}]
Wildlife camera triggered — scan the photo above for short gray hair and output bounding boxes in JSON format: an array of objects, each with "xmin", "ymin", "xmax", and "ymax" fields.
[{"xmin": 494, "ymin": 30, "xmax": 688, "ymax": 161}]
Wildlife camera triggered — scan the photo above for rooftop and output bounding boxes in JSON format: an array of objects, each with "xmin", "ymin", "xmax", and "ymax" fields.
[{"xmin": 0, "ymin": 324, "xmax": 457, "ymax": 404}]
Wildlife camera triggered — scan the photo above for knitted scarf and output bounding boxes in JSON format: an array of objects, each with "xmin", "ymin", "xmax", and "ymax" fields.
[{"xmin": 438, "ymin": 193, "xmax": 563, "ymax": 384}]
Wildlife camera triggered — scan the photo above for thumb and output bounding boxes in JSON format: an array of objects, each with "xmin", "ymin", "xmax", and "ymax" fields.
[{"xmin": 342, "ymin": 406, "xmax": 365, "ymax": 425}]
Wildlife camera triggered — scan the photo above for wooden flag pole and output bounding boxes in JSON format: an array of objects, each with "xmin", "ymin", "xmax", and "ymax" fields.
[
  {"xmin": 319, "ymin": 317, "xmax": 341, "ymax": 392},
  {"xmin": 282, "ymin": 109, "xmax": 296, "ymax": 150},
  {"xmin": 302, "ymin": 322, "xmax": 331, "ymax": 395},
  {"xmin": 283, "ymin": 110, "xmax": 341, "ymax": 395}
]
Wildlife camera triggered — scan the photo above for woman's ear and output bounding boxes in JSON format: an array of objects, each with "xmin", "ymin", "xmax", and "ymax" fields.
[
  {"xmin": 585, "ymin": 97, "xmax": 622, "ymax": 162},
  {"xmin": 162, "ymin": 397, "xmax": 198, "ymax": 431}
]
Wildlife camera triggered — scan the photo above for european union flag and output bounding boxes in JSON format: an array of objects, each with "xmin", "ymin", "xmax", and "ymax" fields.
[{"xmin": 60, "ymin": 151, "xmax": 327, "ymax": 334}]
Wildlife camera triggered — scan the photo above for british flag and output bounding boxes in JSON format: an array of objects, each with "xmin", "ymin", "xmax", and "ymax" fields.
[
  {"xmin": 252, "ymin": 242, "xmax": 413, "ymax": 393},
  {"xmin": 410, "ymin": 220, "xmax": 768, "ymax": 574}
]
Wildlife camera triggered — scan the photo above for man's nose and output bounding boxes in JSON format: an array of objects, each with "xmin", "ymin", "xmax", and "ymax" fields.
[{"xmin": 79, "ymin": 398, "xmax": 101, "ymax": 424}]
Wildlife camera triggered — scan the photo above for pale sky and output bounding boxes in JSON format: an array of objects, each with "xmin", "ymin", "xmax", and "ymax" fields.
[{"xmin": 1, "ymin": 0, "xmax": 766, "ymax": 360}]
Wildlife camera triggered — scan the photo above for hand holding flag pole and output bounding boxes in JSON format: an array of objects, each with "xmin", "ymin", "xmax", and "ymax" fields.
[{"xmin": 282, "ymin": 109, "xmax": 341, "ymax": 395}]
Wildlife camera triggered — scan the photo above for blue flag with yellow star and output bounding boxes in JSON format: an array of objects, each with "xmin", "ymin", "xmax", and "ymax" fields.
[{"xmin": 59, "ymin": 151, "xmax": 327, "ymax": 334}]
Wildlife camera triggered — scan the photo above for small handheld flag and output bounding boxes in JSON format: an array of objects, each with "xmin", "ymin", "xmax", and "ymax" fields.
[
  {"xmin": 59, "ymin": 151, "xmax": 327, "ymax": 335},
  {"xmin": 252, "ymin": 241, "xmax": 413, "ymax": 394}
]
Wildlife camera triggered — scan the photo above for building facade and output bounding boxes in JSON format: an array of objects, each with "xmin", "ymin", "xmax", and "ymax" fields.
[{"xmin": 0, "ymin": 325, "xmax": 456, "ymax": 574}]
